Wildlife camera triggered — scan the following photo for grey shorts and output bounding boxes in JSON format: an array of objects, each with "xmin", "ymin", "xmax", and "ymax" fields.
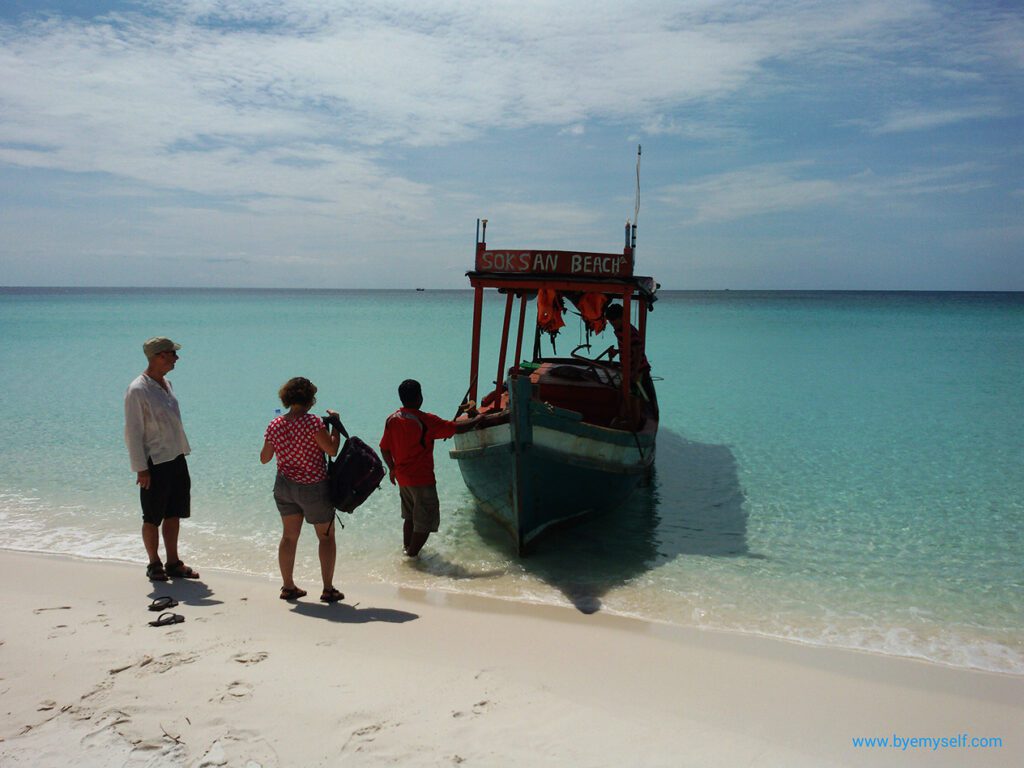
[
  {"xmin": 274, "ymin": 474, "xmax": 334, "ymax": 525},
  {"xmin": 400, "ymin": 484, "xmax": 440, "ymax": 533}
]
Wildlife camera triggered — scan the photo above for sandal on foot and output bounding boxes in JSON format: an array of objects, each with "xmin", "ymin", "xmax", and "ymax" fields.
[
  {"xmin": 320, "ymin": 587, "xmax": 344, "ymax": 603},
  {"xmin": 148, "ymin": 596, "xmax": 179, "ymax": 611},
  {"xmin": 165, "ymin": 560, "xmax": 199, "ymax": 579},
  {"xmin": 146, "ymin": 561, "xmax": 168, "ymax": 582},
  {"xmin": 148, "ymin": 612, "xmax": 185, "ymax": 627},
  {"xmin": 280, "ymin": 586, "xmax": 307, "ymax": 600}
]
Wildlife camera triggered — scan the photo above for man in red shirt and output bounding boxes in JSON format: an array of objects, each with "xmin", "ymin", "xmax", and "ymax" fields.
[{"xmin": 380, "ymin": 379, "xmax": 477, "ymax": 557}]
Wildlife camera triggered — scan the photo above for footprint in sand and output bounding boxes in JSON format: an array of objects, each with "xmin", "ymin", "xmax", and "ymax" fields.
[
  {"xmin": 77, "ymin": 710, "xmax": 134, "ymax": 751},
  {"xmin": 215, "ymin": 681, "xmax": 254, "ymax": 702},
  {"xmin": 231, "ymin": 651, "xmax": 268, "ymax": 665},
  {"xmin": 452, "ymin": 700, "xmax": 493, "ymax": 719},
  {"xmin": 353, "ymin": 724, "xmax": 383, "ymax": 738},
  {"xmin": 195, "ymin": 734, "xmax": 278, "ymax": 767},
  {"xmin": 33, "ymin": 606, "xmax": 72, "ymax": 614},
  {"xmin": 144, "ymin": 653, "xmax": 198, "ymax": 675},
  {"xmin": 47, "ymin": 624, "xmax": 75, "ymax": 639},
  {"xmin": 342, "ymin": 722, "xmax": 390, "ymax": 753}
]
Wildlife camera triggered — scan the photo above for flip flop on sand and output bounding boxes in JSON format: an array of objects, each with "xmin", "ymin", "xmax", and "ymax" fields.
[
  {"xmin": 165, "ymin": 560, "xmax": 199, "ymax": 579},
  {"xmin": 148, "ymin": 612, "xmax": 185, "ymax": 627},
  {"xmin": 146, "ymin": 561, "xmax": 168, "ymax": 582},
  {"xmin": 320, "ymin": 587, "xmax": 344, "ymax": 603},
  {"xmin": 280, "ymin": 586, "xmax": 307, "ymax": 600},
  {"xmin": 148, "ymin": 596, "xmax": 179, "ymax": 611}
]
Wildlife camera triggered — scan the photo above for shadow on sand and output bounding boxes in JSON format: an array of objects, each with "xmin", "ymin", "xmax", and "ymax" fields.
[
  {"xmin": 146, "ymin": 578, "xmax": 223, "ymax": 608},
  {"xmin": 470, "ymin": 428, "xmax": 755, "ymax": 613},
  {"xmin": 289, "ymin": 600, "xmax": 419, "ymax": 625}
]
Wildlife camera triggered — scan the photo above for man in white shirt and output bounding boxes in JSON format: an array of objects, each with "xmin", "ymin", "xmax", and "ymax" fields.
[{"xmin": 125, "ymin": 337, "xmax": 200, "ymax": 582}]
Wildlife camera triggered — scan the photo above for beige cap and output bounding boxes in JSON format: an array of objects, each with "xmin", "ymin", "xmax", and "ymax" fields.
[{"xmin": 143, "ymin": 337, "xmax": 182, "ymax": 358}]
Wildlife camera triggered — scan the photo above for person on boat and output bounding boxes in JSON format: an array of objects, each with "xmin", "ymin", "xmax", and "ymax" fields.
[
  {"xmin": 124, "ymin": 337, "xmax": 200, "ymax": 582},
  {"xmin": 605, "ymin": 302, "xmax": 656, "ymax": 407},
  {"xmin": 379, "ymin": 379, "xmax": 478, "ymax": 557},
  {"xmin": 260, "ymin": 377, "xmax": 344, "ymax": 603}
]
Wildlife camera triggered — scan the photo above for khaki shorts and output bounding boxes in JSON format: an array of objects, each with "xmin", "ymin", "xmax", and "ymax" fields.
[
  {"xmin": 399, "ymin": 484, "xmax": 440, "ymax": 533},
  {"xmin": 274, "ymin": 474, "xmax": 335, "ymax": 525}
]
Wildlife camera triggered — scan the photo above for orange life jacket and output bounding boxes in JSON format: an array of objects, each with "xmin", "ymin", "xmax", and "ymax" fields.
[
  {"xmin": 571, "ymin": 292, "xmax": 608, "ymax": 334},
  {"xmin": 537, "ymin": 289, "xmax": 565, "ymax": 334}
]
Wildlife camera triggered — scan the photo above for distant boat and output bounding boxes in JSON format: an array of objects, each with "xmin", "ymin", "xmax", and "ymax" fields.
[
  {"xmin": 450, "ymin": 214, "xmax": 658, "ymax": 554},
  {"xmin": 415, "ymin": 288, "xmax": 426, "ymax": 291}
]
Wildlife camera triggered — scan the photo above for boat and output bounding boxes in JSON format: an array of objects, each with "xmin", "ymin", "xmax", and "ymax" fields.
[{"xmin": 450, "ymin": 213, "xmax": 659, "ymax": 554}]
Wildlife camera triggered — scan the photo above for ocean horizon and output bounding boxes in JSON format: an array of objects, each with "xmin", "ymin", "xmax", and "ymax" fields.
[{"xmin": 1, "ymin": 287, "xmax": 1021, "ymax": 674}]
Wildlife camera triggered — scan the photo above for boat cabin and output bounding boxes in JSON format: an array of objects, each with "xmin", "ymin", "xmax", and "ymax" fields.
[{"xmin": 459, "ymin": 221, "xmax": 658, "ymax": 432}]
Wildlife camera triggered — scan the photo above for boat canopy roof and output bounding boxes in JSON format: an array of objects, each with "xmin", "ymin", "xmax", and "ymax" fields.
[
  {"xmin": 466, "ymin": 270, "xmax": 658, "ymax": 304},
  {"xmin": 468, "ymin": 244, "xmax": 657, "ymax": 302}
]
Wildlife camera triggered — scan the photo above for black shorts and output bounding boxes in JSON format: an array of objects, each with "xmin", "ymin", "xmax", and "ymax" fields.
[{"xmin": 141, "ymin": 454, "xmax": 191, "ymax": 525}]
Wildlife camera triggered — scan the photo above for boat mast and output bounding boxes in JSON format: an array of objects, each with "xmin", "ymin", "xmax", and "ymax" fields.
[
  {"xmin": 468, "ymin": 219, "xmax": 487, "ymax": 405},
  {"xmin": 618, "ymin": 144, "xmax": 642, "ymax": 406},
  {"xmin": 632, "ymin": 145, "xmax": 648, "ymax": 343}
]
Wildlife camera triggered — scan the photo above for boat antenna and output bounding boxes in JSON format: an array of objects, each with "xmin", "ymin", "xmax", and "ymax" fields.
[{"xmin": 632, "ymin": 144, "xmax": 641, "ymax": 248}]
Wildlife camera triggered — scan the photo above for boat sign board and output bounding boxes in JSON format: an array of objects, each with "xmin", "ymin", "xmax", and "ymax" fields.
[{"xmin": 476, "ymin": 248, "xmax": 633, "ymax": 278}]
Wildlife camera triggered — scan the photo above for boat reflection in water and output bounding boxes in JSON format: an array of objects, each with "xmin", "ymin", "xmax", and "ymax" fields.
[{"xmin": 468, "ymin": 428, "xmax": 752, "ymax": 613}]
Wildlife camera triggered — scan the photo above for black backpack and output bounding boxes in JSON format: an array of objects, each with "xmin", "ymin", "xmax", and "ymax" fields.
[{"xmin": 324, "ymin": 417, "xmax": 385, "ymax": 513}]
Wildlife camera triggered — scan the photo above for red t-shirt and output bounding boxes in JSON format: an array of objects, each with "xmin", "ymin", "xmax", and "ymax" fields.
[
  {"xmin": 264, "ymin": 413, "xmax": 328, "ymax": 484},
  {"xmin": 379, "ymin": 408, "xmax": 456, "ymax": 486}
]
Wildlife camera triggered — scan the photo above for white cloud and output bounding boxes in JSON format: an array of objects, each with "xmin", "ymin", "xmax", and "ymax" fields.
[
  {"xmin": 0, "ymin": 1, "xmax": 1020, "ymax": 288},
  {"xmin": 0, "ymin": 0, "xmax": 950, "ymax": 205},
  {"xmin": 656, "ymin": 163, "xmax": 843, "ymax": 224},
  {"xmin": 871, "ymin": 106, "xmax": 1005, "ymax": 134},
  {"xmin": 655, "ymin": 161, "xmax": 991, "ymax": 224}
]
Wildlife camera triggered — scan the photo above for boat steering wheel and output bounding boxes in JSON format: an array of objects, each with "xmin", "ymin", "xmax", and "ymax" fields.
[{"xmin": 568, "ymin": 344, "xmax": 622, "ymax": 385}]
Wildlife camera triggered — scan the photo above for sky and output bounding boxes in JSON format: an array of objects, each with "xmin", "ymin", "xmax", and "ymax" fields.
[{"xmin": 0, "ymin": 0, "xmax": 1021, "ymax": 290}]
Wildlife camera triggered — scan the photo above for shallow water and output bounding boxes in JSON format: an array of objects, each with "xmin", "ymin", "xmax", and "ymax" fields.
[{"xmin": 1, "ymin": 288, "xmax": 1021, "ymax": 673}]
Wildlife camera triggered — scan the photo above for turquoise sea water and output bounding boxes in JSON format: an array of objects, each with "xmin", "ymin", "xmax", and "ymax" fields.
[{"xmin": 1, "ymin": 288, "xmax": 1021, "ymax": 673}]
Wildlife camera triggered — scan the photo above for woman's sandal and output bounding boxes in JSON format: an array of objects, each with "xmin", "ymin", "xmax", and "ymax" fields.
[
  {"xmin": 165, "ymin": 560, "xmax": 200, "ymax": 579},
  {"xmin": 146, "ymin": 561, "xmax": 168, "ymax": 582},
  {"xmin": 280, "ymin": 586, "xmax": 307, "ymax": 600},
  {"xmin": 320, "ymin": 587, "xmax": 344, "ymax": 603},
  {"xmin": 148, "ymin": 612, "xmax": 185, "ymax": 627}
]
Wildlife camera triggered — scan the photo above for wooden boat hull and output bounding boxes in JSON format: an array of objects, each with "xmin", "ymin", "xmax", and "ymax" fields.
[{"xmin": 450, "ymin": 376, "xmax": 655, "ymax": 553}]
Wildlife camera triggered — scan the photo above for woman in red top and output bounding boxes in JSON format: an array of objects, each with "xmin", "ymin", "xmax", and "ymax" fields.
[{"xmin": 260, "ymin": 377, "xmax": 343, "ymax": 603}]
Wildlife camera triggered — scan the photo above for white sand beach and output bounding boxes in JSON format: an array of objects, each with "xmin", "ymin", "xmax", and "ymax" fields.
[{"xmin": 0, "ymin": 549, "xmax": 1020, "ymax": 767}]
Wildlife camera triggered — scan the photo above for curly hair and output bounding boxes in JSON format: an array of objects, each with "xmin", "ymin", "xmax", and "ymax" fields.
[{"xmin": 278, "ymin": 377, "xmax": 318, "ymax": 408}]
